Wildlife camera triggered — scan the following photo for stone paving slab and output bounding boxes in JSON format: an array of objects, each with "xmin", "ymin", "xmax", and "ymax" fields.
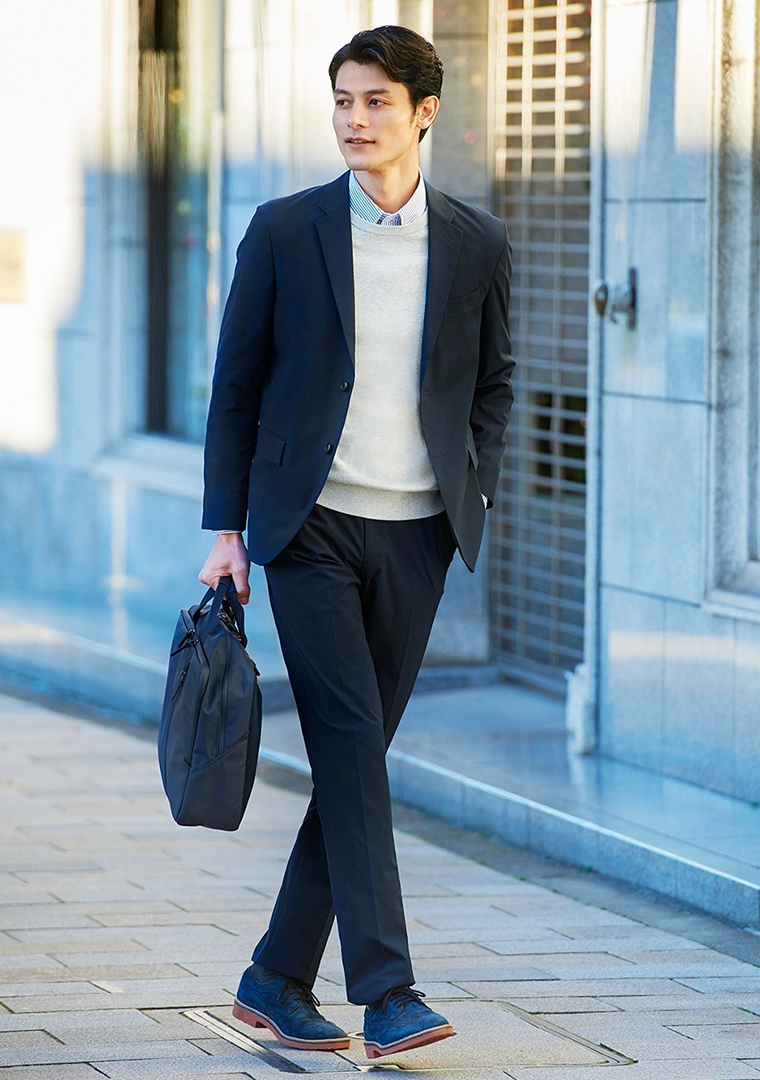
[
  {"xmin": 505, "ymin": 1062, "xmax": 760, "ymax": 1080},
  {"xmin": 670, "ymin": 1021, "xmax": 760, "ymax": 1053},
  {"xmin": 0, "ymin": 980, "xmax": 111, "ymax": 998},
  {"xmin": 0, "ymin": 961, "xmax": 68, "ymax": 980},
  {"xmin": 101, "ymin": 1074, "xmax": 255, "ymax": 1080},
  {"xmin": 476, "ymin": 934, "xmax": 708, "ymax": 955},
  {"xmin": 409, "ymin": 925, "xmax": 563, "ymax": 945},
  {"xmin": 144, "ymin": 891, "xmax": 274, "ymax": 912},
  {"xmin": 525, "ymin": 1010, "xmax": 760, "ymax": 1062},
  {"xmin": 319, "ymin": 953, "xmax": 559, "ymax": 983},
  {"xmin": 0, "ymin": 887, "xmax": 68, "ymax": 906},
  {"xmin": 597, "ymin": 992, "xmax": 760, "ymax": 1012},
  {"xmin": 22, "ymin": 901, "xmax": 185, "ymax": 917},
  {"xmin": 214, "ymin": 999, "xmax": 605, "ymax": 1069},
  {"xmin": 0, "ymin": 1031, "xmax": 63, "ymax": 1051},
  {"xmin": 527, "ymin": 958, "xmax": 751, "ymax": 979},
  {"xmin": 617, "ymin": 947, "xmax": 752, "ymax": 965},
  {"xmin": 541, "ymin": 925, "xmax": 713, "ymax": 947},
  {"xmin": 0, "ymin": 913, "xmax": 100, "ymax": 932},
  {"xmin": 6, "ymin": 932, "xmax": 152, "ymax": 954},
  {"xmin": 536, "ymin": 1004, "xmax": 760, "ymax": 1024},
  {"xmin": 2, "ymin": 986, "xmax": 234, "ymax": 1014},
  {"xmin": 676, "ymin": 975, "xmax": 760, "ymax": 992},
  {"xmin": 177, "ymin": 961, "xmax": 252, "ymax": 979},
  {"xmin": 455, "ymin": 977, "xmax": 708, "ymax": 998},
  {"xmin": 510, "ymin": 995, "xmax": 622, "ymax": 1014},
  {"xmin": 14, "ymin": 1008, "xmax": 205, "ymax": 1044},
  {"xmin": 0, "ymin": 1066, "xmax": 107, "ymax": 1079},
  {"xmin": 72, "ymin": 964, "xmax": 207, "ymax": 981},
  {"xmin": 95, "ymin": 1066, "xmax": 305, "ymax": 1080},
  {"xmin": 0, "ymin": 694, "xmax": 760, "ymax": 1077},
  {"xmin": 0, "ymin": 1037, "xmax": 209, "ymax": 1068},
  {"xmin": 6, "ymin": 1066, "xmax": 256, "ymax": 1080}
]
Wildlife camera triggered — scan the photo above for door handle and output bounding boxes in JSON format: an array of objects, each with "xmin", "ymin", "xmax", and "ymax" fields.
[{"xmin": 592, "ymin": 267, "xmax": 637, "ymax": 329}]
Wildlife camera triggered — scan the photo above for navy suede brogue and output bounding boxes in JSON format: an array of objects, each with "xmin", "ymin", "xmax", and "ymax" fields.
[
  {"xmin": 363, "ymin": 986, "xmax": 454, "ymax": 1058},
  {"xmin": 232, "ymin": 963, "xmax": 351, "ymax": 1051}
]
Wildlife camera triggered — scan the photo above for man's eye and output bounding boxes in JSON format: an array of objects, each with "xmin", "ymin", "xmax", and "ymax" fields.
[
  {"xmin": 370, "ymin": 99, "xmax": 384, "ymax": 106},
  {"xmin": 335, "ymin": 99, "xmax": 348, "ymax": 106}
]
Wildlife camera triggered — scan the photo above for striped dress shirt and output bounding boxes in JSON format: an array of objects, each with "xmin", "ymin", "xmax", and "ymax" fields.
[{"xmin": 348, "ymin": 169, "xmax": 427, "ymax": 226}]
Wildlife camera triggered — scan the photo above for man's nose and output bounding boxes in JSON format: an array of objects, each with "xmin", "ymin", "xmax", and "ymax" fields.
[{"xmin": 348, "ymin": 106, "xmax": 369, "ymax": 128}]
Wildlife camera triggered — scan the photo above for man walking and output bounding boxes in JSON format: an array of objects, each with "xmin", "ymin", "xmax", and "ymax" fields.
[{"xmin": 199, "ymin": 25, "xmax": 513, "ymax": 1060}]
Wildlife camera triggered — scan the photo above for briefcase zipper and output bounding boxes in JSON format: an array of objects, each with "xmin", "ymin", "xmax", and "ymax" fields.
[
  {"xmin": 171, "ymin": 626, "xmax": 197, "ymax": 656},
  {"xmin": 217, "ymin": 640, "xmax": 230, "ymax": 759},
  {"xmin": 171, "ymin": 665, "xmax": 189, "ymax": 700}
]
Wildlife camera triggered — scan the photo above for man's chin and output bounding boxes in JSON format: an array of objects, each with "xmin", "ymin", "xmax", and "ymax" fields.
[{"xmin": 342, "ymin": 147, "xmax": 378, "ymax": 168}]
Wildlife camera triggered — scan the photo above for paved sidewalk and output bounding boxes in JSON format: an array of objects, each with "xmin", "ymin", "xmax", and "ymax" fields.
[{"xmin": 0, "ymin": 694, "xmax": 759, "ymax": 1079}]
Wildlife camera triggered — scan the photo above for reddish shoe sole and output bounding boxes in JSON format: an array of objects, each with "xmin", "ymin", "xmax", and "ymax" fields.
[
  {"xmin": 232, "ymin": 999, "xmax": 351, "ymax": 1051},
  {"xmin": 364, "ymin": 1023, "xmax": 455, "ymax": 1059}
]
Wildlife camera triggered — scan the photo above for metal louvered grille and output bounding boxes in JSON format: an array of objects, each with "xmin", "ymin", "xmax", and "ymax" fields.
[{"xmin": 490, "ymin": 0, "xmax": 591, "ymax": 689}]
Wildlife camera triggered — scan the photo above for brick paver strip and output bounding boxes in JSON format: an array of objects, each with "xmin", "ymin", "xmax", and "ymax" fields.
[{"xmin": 0, "ymin": 692, "xmax": 759, "ymax": 1077}]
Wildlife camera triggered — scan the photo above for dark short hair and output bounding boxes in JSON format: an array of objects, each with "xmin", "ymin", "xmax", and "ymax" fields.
[{"xmin": 329, "ymin": 25, "xmax": 444, "ymax": 142}]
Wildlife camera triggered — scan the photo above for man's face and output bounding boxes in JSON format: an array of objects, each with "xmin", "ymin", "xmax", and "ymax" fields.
[{"xmin": 332, "ymin": 60, "xmax": 431, "ymax": 173}]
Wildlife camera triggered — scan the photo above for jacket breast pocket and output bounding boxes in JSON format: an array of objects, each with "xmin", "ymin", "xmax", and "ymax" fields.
[
  {"xmin": 254, "ymin": 425, "xmax": 286, "ymax": 466},
  {"xmin": 445, "ymin": 287, "xmax": 484, "ymax": 314}
]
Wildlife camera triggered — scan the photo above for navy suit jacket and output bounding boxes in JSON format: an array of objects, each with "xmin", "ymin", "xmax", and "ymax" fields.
[{"xmin": 202, "ymin": 171, "xmax": 514, "ymax": 571}]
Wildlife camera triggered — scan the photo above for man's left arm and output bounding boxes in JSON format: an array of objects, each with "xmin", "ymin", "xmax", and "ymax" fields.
[{"xmin": 469, "ymin": 220, "xmax": 515, "ymax": 509}]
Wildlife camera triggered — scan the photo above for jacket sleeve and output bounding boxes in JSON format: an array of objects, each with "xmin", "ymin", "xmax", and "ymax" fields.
[
  {"xmin": 470, "ymin": 220, "xmax": 515, "ymax": 508},
  {"xmin": 201, "ymin": 207, "xmax": 276, "ymax": 532}
]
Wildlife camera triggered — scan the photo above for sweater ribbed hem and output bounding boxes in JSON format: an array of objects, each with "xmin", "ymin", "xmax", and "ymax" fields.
[{"xmin": 316, "ymin": 480, "xmax": 444, "ymax": 521}]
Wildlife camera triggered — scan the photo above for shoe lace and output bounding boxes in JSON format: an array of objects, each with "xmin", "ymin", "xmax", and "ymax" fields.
[
  {"xmin": 278, "ymin": 977, "xmax": 321, "ymax": 1012},
  {"xmin": 378, "ymin": 985, "xmax": 426, "ymax": 1013}
]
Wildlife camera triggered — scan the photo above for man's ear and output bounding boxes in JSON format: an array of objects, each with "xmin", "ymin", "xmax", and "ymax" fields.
[{"xmin": 417, "ymin": 94, "xmax": 440, "ymax": 133}]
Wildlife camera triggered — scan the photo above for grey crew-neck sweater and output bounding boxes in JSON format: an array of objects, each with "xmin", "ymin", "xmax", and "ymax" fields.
[{"xmin": 316, "ymin": 210, "xmax": 443, "ymax": 520}]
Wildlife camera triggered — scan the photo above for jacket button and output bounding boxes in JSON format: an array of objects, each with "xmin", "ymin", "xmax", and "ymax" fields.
[
  {"xmin": 325, "ymin": 443, "xmax": 333, "ymax": 453},
  {"xmin": 340, "ymin": 380, "xmax": 350, "ymax": 391}
]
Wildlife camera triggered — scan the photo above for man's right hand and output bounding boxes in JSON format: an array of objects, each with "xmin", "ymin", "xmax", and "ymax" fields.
[{"xmin": 199, "ymin": 533, "xmax": 252, "ymax": 605}]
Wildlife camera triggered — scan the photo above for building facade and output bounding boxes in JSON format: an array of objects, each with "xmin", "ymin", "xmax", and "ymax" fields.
[
  {"xmin": 0, "ymin": 0, "xmax": 496, "ymax": 689},
  {"xmin": 584, "ymin": 0, "xmax": 760, "ymax": 803},
  {"xmin": 1, "ymin": 0, "xmax": 758, "ymax": 803}
]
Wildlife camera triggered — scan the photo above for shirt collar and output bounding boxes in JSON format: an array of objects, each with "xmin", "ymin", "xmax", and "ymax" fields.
[{"xmin": 348, "ymin": 170, "xmax": 428, "ymax": 226}]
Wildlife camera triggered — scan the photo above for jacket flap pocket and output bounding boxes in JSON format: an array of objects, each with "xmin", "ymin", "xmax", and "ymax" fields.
[
  {"xmin": 255, "ymin": 425, "xmax": 286, "ymax": 466},
  {"xmin": 466, "ymin": 427, "xmax": 479, "ymax": 468},
  {"xmin": 445, "ymin": 287, "xmax": 483, "ymax": 314}
]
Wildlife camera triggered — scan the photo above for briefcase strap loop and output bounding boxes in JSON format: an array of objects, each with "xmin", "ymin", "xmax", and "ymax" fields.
[{"xmin": 196, "ymin": 576, "xmax": 247, "ymax": 649}]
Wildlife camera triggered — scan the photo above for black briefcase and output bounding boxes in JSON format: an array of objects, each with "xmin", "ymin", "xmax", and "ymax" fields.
[{"xmin": 158, "ymin": 576, "xmax": 262, "ymax": 831}]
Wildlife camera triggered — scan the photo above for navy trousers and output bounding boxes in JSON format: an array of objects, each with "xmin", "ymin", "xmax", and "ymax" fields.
[{"xmin": 252, "ymin": 504, "xmax": 456, "ymax": 1004}]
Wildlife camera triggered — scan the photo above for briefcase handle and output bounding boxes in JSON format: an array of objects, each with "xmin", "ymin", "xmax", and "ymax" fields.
[{"xmin": 196, "ymin": 575, "xmax": 248, "ymax": 649}]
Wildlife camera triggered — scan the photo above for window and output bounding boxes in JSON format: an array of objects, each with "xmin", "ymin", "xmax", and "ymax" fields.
[{"xmin": 138, "ymin": 0, "xmax": 222, "ymax": 442}]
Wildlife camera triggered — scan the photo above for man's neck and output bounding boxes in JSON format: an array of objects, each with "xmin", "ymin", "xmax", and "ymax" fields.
[{"xmin": 352, "ymin": 160, "xmax": 421, "ymax": 215}]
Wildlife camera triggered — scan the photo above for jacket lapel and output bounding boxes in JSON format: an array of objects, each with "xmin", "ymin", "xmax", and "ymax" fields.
[
  {"xmin": 314, "ymin": 174, "xmax": 463, "ymax": 380},
  {"xmin": 315, "ymin": 173, "xmax": 355, "ymax": 366},
  {"xmin": 421, "ymin": 183, "xmax": 463, "ymax": 384}
]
